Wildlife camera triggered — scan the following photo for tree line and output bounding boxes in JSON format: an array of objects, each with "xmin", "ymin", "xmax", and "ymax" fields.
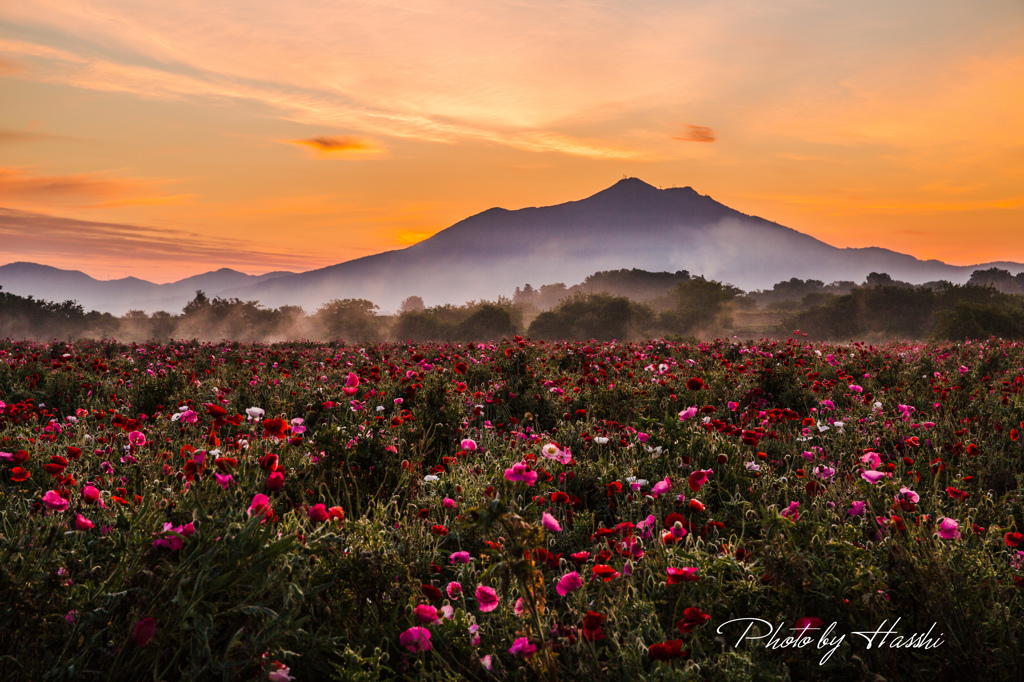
[{"xmin": 4, "ymin": 267, "xmax": 1024, "ymax": 342}]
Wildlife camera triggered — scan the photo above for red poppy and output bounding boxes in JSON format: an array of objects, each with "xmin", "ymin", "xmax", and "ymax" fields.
[
  {"xmin": 648, "ymin": 640, "xmax": 688, "ymax": 661},
  {"xmin": 214, "ymin": 456, "xmax": 237, "ymax": 471},
  {"xmin": 591, "ymin": 564, "xmax": 620, "ymax": 581},
  {"xmin": 421, "ymin": 584, "xmax": 443, "ymax": 601},
  {"xmin": 10, "ymin": 467, "xmax": 30, "ymax": 482},
  {"xmin": 1012, "ymin": 429, "xmax": 1020, "ymax": 442},
  {"xmin": 664, "ymin": 512, "xmax": 686, "ymax": 529},
  {"xmin": 205, "ymin": 403, "xmax": 228, "ymax": 418},
  {"xmin": 676, "ymin": 607, "xmax": 711, "ymax": 634},
  {"xmin": 263, "ymin": 418, "xmax": 290, "ymax": 439},
  {"xmin": 945, "ymin": 486, "xmax": 969, "ymax": 500},
  {"xmin": 688, "ymin": 469, "xmax": 712, "ymax": 493},
  {"xmin": 686, "ymin": 377, "xmax": 704, "ymax": 391},
  {"xmin": 430, "ymin": 524, "xmax": 448, "ymax": 536},
  {"xmin": 583, "ymin": 611, "xmax": 607, "ymax": 632},
  {"xmin": 1005, "ymin": 532, "xmax": 1024, "ymax": 548}
]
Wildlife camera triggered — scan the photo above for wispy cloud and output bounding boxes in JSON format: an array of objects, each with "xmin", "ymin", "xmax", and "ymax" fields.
[
  {"xmin": 0, "ymin": 56, "xmax": 25, "ymax": 76},
  {"xmin": 285, "ymin": 135, "xmax": 382, "ymax": 158},
  {"xmin": 0, "ymin": 206, "xmax": 316, "ymax": 270},
  {"xmin": 0, "ymin": 127, "xmax": 68, "ymax": 143},
  {"xmin": 0, "ymin": 166, "xmax": 188, "ymax": 209},
  {"xmin": 0, "ymin": 12, "xmax": 663, "ymax": 160},
  {"xmin": 673, "ymin": 125, "xmax": 717, "ymax": 143}
]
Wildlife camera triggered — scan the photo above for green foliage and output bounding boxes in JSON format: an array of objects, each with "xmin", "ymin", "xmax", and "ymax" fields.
[
  {"xmin": 315, "ymin": 299, "xmax": 381, "ymax": 342},
  {"xmin": 786, "ymin": 282, "xmax": 1024, "ymax": 341},
  {"xmin": 0, "ymin": 337, "xmax": 1023, "ymax": 680},
  {"xmin": 527, "ymin": 293, "xmax": 653, "ymax": 340}
]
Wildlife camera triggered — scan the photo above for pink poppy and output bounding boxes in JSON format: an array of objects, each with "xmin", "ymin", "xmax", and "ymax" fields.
[
  {"xmin": 414, "ymin": 605, "xmax": 440, "ymax": 624},
  {"xmin": 476, "ymin": 585, "xmax": 499, "ymax": 612},
  {"xmin": 248, "ymin": 493, "xmax": 273, "ymax": 519},
  {"xmin": 849, "ymin": 501, "xmax": 866, "ymax": 516},
  {"xmin": 75, "ymin": 513, "xmax": 94, "ymax": 531},
  {"xmin": 399, "ymin": 626, "xmax": 432, "ymax": 652},
  {"xmin": 450, "ymin": 551, "xmax": 471, "ymax": 564},
  {"xmin": 666, "ymin": 567, "xmax": 700, "ymax": 584},
  {"xmin": 895, "ymin": 487, "xmax": 920, "ymax": 504},
  {"xmin": 541, "ymin": 512, "xmax": 562, "ymax": 532},
  {"xmin": 128, "ymin": 431, "xmax": 146, "ymax": 447},
  {"xmin": 504, "ymin": 462, "xmax": 538, "ymax": 486},
  {"xmin": 813, "ymin": 466, "xmax": 835, "ymax": 480},
  {"xmin": 861, "ymin": 452, "xmax": 881, "ymax": 469},
  {"xmin": 678, "ymin": 406, "xmax": 698, "ymax": 421},
  {"xmin": 460, "ymin": 438, "xmax": 477, "ymax": 451},
  {"xmin": 781, "ymin": 501, "xmax": 800, "ymax": 521},
  {"xmin": 343, "ymin": 372, "xmax": 360, "ymax": 395},
  {"xmin": 861, "ymin": 470, "xmax": 887, "ymax": 484},
  {"xmin": 938, "ymin": 518, "xmax": 960, "ymax": 540},
  {"xmin": 556, "ymin": 571, "xmax": 583, "ymax": 596},
  {"xmin": 508, "ymin": 637, "xmax": 537, "ymax": 659},
  {"xmin": 651, "ymin": 477, "xmax": 672, "ymax": 497},
  {"xmin": 446, "ymin": 582, "xmax": 462, "ymax": 598},
  {"xmin": 43, "ymin": 490, "xmax": 69, "ymax": 512}
]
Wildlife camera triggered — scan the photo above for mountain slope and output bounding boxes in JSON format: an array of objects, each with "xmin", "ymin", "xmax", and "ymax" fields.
[
  {"xmin": 3, "ymin": 178, "xmax": 1021, "ymax": 314},
  {"xmin": 221, "ymin": 178, "xmax": 1023, "ymax": 312}
]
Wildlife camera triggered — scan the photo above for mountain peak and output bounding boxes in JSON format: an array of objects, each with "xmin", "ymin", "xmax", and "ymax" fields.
[
  {"xmin": 613, "ymin": 177, "xmax": 657, "ymax": 189},
  {"xmin": 594, "ymin": 177, "xmax": 659, "ymax": 197}
]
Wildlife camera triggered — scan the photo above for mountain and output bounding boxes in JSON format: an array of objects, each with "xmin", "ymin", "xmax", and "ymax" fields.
[
  {"xmin": 216, "ymin": 178, "xmax": 1024, "ymax": 312},
  {"xmin": 0, "ymin": 262, "xmax": 294, "ymax": 314},
  {"xmin": 3, "ymin": 178, "xmax": 1021, "ymax": 314}
]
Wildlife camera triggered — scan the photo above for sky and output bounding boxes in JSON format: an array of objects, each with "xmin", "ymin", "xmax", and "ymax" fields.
[{"xmin": 1, "ymin": 0, "xmax": 1022, "ymax": 283}]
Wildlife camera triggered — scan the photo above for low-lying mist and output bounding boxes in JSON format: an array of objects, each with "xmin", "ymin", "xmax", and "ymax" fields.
[{"xmin": 4, "ymin": 266, "xmax": 1024, "ymax": 343}]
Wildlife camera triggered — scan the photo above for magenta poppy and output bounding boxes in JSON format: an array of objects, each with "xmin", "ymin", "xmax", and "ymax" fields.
[
  {"xmin": 508, "ymin": 637, "xmax": 537, "ymax": 659},
  {"xmin": 399, "ymin": 626, "xmax": 432, "ymax": 652},
  {"xmin": 541, "ymin": 512, "xmax": 562, "ymax": 532},
  {"xmin": 556, "ymin": 571, "xmax": 583, "ymax": 596},
  {"xmin": 504, "ymin": 462, "xmax": 538, "ymax": 486},
  {"xmin": 666, "ymin": 567, "xmax": 699, "ymax": 584},
  {"xmin": 133, "ymin": 617, "xmax": 156, "ymax": 647},
  {"xmin": 476, "ymin": 585, "xmax": 499, "ymax": 612}
]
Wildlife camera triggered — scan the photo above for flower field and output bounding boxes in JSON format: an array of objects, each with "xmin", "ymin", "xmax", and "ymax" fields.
[{"xmin": 1, "ymin": 336, "xmax": 1023, "ymax": 680}]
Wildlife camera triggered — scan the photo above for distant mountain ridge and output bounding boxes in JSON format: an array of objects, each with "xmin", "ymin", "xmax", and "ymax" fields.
[
  {"xmin": 2, "ymin": 178, "xmax": 1021, "ymax": 314},
  {"xmin": 0, "ymin": 262, "xmax": 294, "ymax": 314}
]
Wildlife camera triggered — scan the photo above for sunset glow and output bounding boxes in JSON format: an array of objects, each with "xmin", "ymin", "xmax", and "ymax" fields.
[{"xmin": 1, "ymin": 1, "xmax": 1022, "ymax": 282}]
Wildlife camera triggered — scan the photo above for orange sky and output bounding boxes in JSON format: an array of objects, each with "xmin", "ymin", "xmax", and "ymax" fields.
[{"xmin": 1, "ymin": 1, "xmax": 1023, "ymax": 283}]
